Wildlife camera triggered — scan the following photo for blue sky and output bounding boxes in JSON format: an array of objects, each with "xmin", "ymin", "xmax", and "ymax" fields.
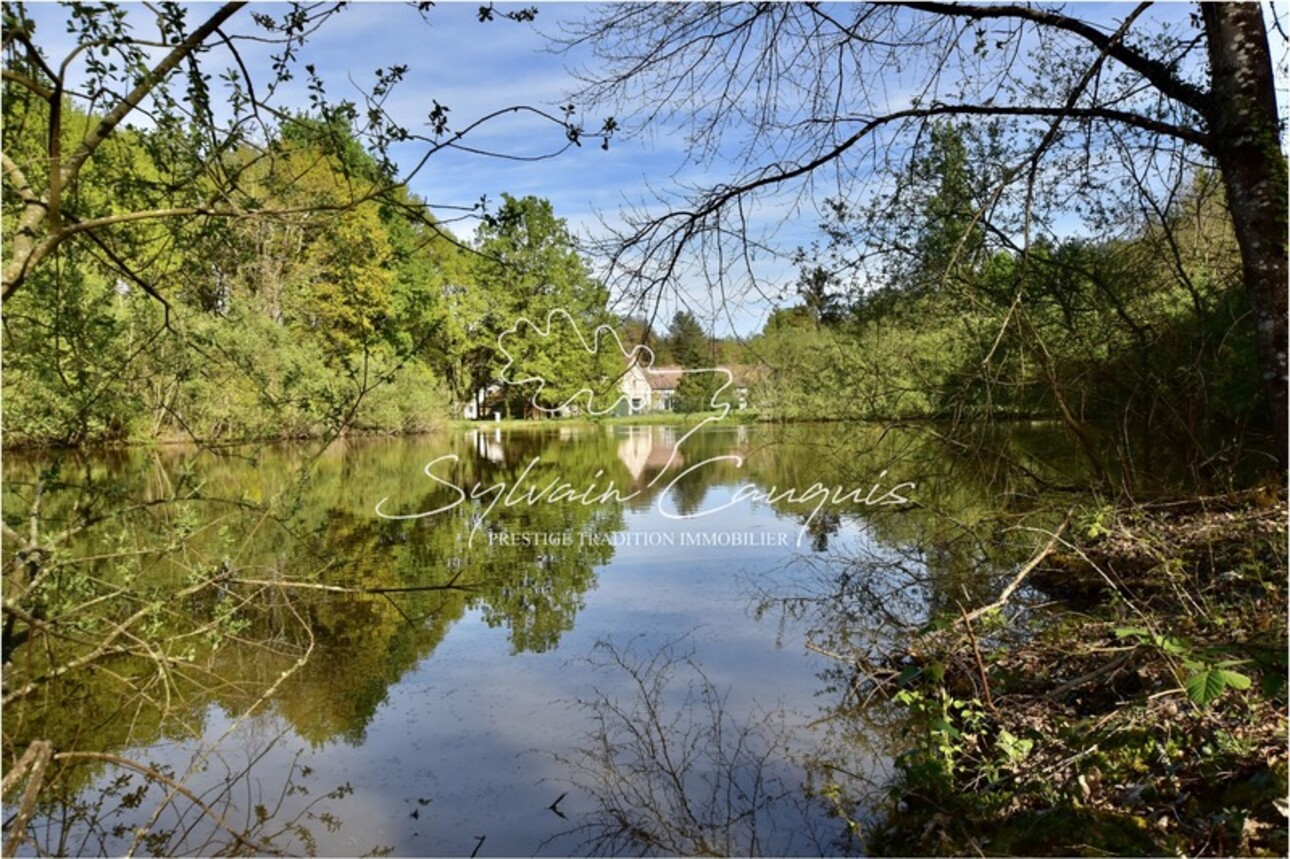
[
  {"xmin": 285, "ymin": 3, "xmax": 809, "ymax": 335},
  {"xmin": 295, "ymin": 5, "xmax": 658, "ymax": 229},
  {"xmin": 25, "ymin": 1, "xmax": 796, "ymax": 334},
  {"xmin": 21, "ymin": 2, "xmax": 1290, "ymax": 337}
]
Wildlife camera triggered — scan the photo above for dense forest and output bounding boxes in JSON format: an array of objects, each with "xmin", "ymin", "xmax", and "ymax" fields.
[
  {"xmin": 2, "ymin": 3, "xmax": 1286, "ymax": 857},
  {"xmin": 1, "ymin": 94, "xmax": 626, "ymax": 443},
  {"xmin": 3, "ymin": 97, "xmax": 1270, "ymax": 486}
]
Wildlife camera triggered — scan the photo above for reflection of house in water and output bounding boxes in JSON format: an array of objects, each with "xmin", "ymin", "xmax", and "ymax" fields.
[
  {"xmin": 472, "ymin": 428, "xmax": 505, "ymax": 463},
  {"xmin": 615, "ymin": 426, "xmax": 683, "ymax": 482}
]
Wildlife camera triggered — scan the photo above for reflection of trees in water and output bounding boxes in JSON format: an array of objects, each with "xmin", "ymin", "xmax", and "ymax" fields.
[
  {"xmin": 2, "ymin": 576, "xmax": 375, "ymax": 855},
  {"xmin": 4, "ymin": 429, "xmax": 633, "ymax": 736},
  {"xmin": 2, "ymin": 422, "xmax": 1089, "ymax": 853},
  {"xmin": 2, "ymin": 430, "xmax": 634, "ymax": 853},
  {"xmin": 804, "ymin": 510, "xmax": 842, "ymax": 553},
  {"xmin": 553, "ymin": 636, "xmax": 859, "ymax": 857},
  {"xmin": 751, "ymin": 546, "xmax": 935, "ymax": 655},
  {"xmin": 740, "ymin": 421, "xmax": 1085, "ymax": 617},
  {"xmin": 665, "ymin": 462, "xmax": 712, "ymax": 517},
  {"xmin": 8, "ymin": 726, "xmax": 369, "ymax": 856},
  {"xmin": 730, "ymin": 424, "xmax": 1102, "ymax": 859}
]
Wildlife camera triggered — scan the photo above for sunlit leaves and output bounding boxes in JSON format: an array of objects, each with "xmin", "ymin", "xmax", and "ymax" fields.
[{"xmin": 1184, "ymin": 666, "xmax": 1252, "ymax": 707}]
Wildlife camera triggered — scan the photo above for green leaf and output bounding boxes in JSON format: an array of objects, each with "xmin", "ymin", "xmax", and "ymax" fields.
[
  {"xmin": 1217, "ymin": 669, "xmax": 1251, "ymax": 690},
  {"xmin": 897, "ymin": 664, "xmax": 922, "ymax": 687},
  {"xmin": 1185, "ymin": 670, "xmax": 1226, "ymax": 706},
  {"xmin": 930, "ymin": 717, "xmax": 960, "ymax": 738},
  {"xmin": 1184, "ymin": 668, "xmax": 1249, "ymax": 706}
]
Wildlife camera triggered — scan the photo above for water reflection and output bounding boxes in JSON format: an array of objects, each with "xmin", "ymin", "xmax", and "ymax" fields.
[
  {"xmin": 3, "ymin": 422, "xmax": 1099, "ymax": 855},
  {"xmin": 554, "ymin": 636, "xmax": 853, "ymax": 857},
  {"xmin": 614, "ymin": 426, "xmax": 683, "ymax": 484}
]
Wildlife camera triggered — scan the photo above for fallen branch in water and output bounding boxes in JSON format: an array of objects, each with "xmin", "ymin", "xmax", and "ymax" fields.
[
  {"xmin": 2, "ymin": 739, "xmax": 52, "ymax": 858},
  {"xmin": 229, "ymin": 575, "xmax": 474, "ymax": 595},
  {"xmin": 961, "ymin": 515, "xmax": 1070, "ymax": 624}
]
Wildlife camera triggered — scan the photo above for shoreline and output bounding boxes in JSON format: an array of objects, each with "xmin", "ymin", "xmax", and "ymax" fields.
[
  {"xmin": 0, "ymin": 411, "xmax": 1093, "ymax": 454},
  {"xmin": 868, "ymin": 490, "xmax": 1288, "ymax": 856}
]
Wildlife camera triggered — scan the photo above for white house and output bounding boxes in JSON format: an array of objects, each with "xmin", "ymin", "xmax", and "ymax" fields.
[
  {"xmin": 619, "ymin": 362, "xmax": 685, "ymax": 413},
  {"xmin": 618, "ymin": 359, "xmax": 762, "ymax": 413}
]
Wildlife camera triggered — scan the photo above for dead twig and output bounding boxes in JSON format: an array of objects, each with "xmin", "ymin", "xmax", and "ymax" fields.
[
  {"xmin": 961, "ymin": 514, "xmax": 1071, "ymax": 624},
  {"xmin": 2, "ymin": 739, "xmax": 52, "ymax": 858},
  {"xmin": 958, "ymin": 605, "xmax": 998, "ymax": 715},
  {"xmin": 1046, "ymin": 653, "xmax": 1134, "ymax": 700}
]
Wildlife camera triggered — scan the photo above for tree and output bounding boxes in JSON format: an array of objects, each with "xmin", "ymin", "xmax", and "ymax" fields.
[
  {"xmin": 666, "ymin": 310, "xmax": 708, "ymax": 367},
  {"xmin": 0, "ymin": 93, "xmax": 464, "ymax": 444},
  {"xmin": 794, "ymin": 265, "xmax": 846, "ymax": 325},
  {"xmin": 672, "ymin": 371, "xmax": 719, "ymax": 414},
  {"xmin": 469, "ymin": 194, "xmax": 619, "ymax": 415},
  {"xmin": 619, "ymin": 314, "xmax": 670, "ymax": 363},
  {"xmin": 563, "ymin": 2, "xmax": 1288, "ymax": 461},
  {"xmin": 902, "ymin": 123, "xmax": 990, "ymax": 298},
  {"xmin": 1, "ymin": 2, "xmax": 605, "ymax": 311}
]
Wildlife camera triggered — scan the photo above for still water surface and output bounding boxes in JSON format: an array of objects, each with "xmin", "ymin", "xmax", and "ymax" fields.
[{"xmin": 4, "ymin": 422, "xmax": 1084, "ymax": 855}]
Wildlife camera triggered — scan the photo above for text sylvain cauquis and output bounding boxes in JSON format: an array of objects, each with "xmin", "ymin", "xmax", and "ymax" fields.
[{"xmin": 375, "ymin": 454, "xmax": 914, "ymax": 547}]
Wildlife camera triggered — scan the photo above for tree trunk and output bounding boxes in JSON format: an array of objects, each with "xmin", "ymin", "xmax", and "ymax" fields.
[{"xmin": 1202, "ymin": 3, "xmax": 1288, "ymax": 465}]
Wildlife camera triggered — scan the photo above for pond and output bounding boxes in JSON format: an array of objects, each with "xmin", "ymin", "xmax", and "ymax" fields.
[{"xmin": 3, "ymin": 422, "xmax": 1089, "ymax": 856}]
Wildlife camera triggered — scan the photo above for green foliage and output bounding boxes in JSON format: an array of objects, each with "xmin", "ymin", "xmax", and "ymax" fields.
[
  {"xmin": 2, "ymin": 96, "xmax": 613, "ymax": 442},
  {"xmin": 748, "ymin": 146, "xmax": 1265, "ymax": 472},
  {"xmin": 1183, "ymin": 666, "xmax": 1252, "ymax": 707},
  {"xmin": 1, "ymin": 255, "xmax": 143, "ymax": 445},
  {"xmin": 793, "ymin": 265, "xmax": 845, "ymax": 325},
  {"xmin": 665, "ymin": 310, "xmax": 708, "ymax": 367},
  {"xmin": 672, "ymin": 370, "xmax": 719, "ymax": 413},
  {"xmin": 458, "ymin": 194, "xmax": 619, "ymax": 415},
  {"xmin": 1115, "ymin": 626, "xmax": 1254, "ymax": 708},
  {"xmin": 900, "ymin": 123, "xmax": 991, "ymax": 297},
  {"xmin": 617, "ymin": 315, "xmax": 671, "ymax": 363},
  {"xmin": 749, "ymin": 314, "xmax": 962, "ymax": 421}
]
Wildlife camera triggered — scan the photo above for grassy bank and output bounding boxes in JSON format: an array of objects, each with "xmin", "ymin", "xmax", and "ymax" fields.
[
  {"xmin": 864, "ymin": 489, "xmax": 1288, "ymax": 856},
  {"xmin": 5, "ymin": 409, "xmax": 762, "ymax": 451}
]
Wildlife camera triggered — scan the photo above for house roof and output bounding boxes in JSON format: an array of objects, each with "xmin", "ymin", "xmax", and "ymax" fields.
[
  {"xmin": 626, "ymin": 362, "xmax": 770, "ymax": 391},
  {"xmin": 644, "ymin": 367, "xmax": 684, "ymax": 391}
]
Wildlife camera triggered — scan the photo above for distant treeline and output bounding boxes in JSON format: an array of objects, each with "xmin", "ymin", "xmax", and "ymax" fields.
[{"xmin": 3, "ymin": 102, "xmax": 1265, "ymax": 472}]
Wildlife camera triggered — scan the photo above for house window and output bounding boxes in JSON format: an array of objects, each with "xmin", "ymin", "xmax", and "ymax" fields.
[{"xmin": 631, "ymin": 397, "xmax": 643, "ymax": 412}]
